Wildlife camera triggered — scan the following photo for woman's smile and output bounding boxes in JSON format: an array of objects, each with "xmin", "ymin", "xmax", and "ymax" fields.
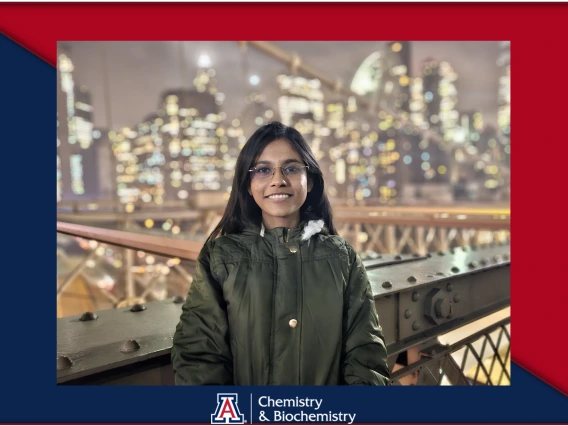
[{"xmin": 266, "ymin": 192, "xmax": 293, "ymax": 201}]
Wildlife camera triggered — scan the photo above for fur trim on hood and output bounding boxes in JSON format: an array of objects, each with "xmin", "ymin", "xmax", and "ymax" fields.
[{"xmin": 260, "ymin": 219, "xmax": 325, "ymax": 241}]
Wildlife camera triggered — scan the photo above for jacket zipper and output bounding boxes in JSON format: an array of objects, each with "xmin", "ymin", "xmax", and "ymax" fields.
[
  {"xmin": 269, "ymin": 255, "xmax": 277, "ymax": 385},
  {"xmin": 297, "ymin": 243, "xmax": 303, "ymax": 384},
  {"xmin": 269, "ymin": 228, "xmax": 290, "ymax": 384}
]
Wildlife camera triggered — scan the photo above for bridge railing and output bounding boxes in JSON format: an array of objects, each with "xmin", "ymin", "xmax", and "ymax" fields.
[
  {"xmin": 334, "ymin": 213, "xmax": 509, "ymax": 254},
  {"xmin": 56, "ymin": 218, "xmax": 510, "ymax": 386},
  {"xmin": 390, "ymin": 315, "xmax": 510, "ymax": 386},
  {"xmin": 57, "ymin": 203, "xmax": 509, "ymax": 253},
  {"xmin": 57, "ymin": 206, "xmax": 509, "ymax": 313},
  {"xmin": 57, "ymin": 222, "xmax": 200, "ymax": 318}
]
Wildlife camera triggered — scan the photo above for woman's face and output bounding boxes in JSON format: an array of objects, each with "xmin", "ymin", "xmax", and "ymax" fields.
[{"xmin": 249, "ymin": 138, "xmax": 312, "ymax": 229}]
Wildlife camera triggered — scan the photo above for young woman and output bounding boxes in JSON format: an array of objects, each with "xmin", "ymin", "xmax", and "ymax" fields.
[{"xmin": 172, "ymin": 121, "xmax": 389, "ymax": 385}]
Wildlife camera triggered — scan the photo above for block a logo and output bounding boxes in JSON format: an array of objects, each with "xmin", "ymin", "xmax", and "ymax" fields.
[{"xmin": 211, "ymin": 393, "xmax": 245, "ymax": 424}]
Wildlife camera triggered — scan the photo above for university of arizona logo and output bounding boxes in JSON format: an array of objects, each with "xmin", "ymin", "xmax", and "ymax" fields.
[{"xmin": 211, "ymin": 393, "xmax": 245, "ymax": 424}]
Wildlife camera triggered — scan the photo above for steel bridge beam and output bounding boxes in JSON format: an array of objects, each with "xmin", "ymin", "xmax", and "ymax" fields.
[{"xmin": 56, "ymin": 243, "xmax": 510, "ymax": 385}]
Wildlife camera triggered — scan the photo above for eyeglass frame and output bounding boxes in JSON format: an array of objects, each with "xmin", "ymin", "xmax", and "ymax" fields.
[{"xmin": 248, "ymin": 163, "xmax": 310, "ymax": 180}]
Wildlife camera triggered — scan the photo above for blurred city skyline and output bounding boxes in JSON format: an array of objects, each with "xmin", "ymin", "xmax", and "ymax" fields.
[
  {"xmin": 64, "ymin": 41, "xmax": 502, "ymax": 130},
  {"xmin": 57, "ymin": 40, "xmax": 509, "ymax": 208}
]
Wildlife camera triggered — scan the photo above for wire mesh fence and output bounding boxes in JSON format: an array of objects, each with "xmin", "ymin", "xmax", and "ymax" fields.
[{"xmin": 390, "ymin": 317, "xmax": 510, "ymax": 386}]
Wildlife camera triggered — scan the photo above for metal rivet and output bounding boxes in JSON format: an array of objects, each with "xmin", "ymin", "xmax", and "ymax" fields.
[
  {"xmin": 79, "ymin": 311, "xmax": 97, "ymax": 322},
  {"xmin": 438, "ymin": 250, "xmax": 446, "ymax": 256},
  {"xmin": 404, "ymin": 309, "xmax": 412, "ymax": 319},
  {"xmin": 426, "ymin": 274, "xmax": 435, "ymax": 278},
  {"xmin": 426, "ymin": 253, "xmax": 432, "ymax": 258},
  {"xmin": 130, "ymin": 303, "xmax": 146, "ymax": 312},
  {"xmin": 412, "ymin": 321, "xmax": 420, "ymax": 331},
  {"xmin": 394, "ymin": 255, "xmax": 402, "ymax": 260},
  {"xmin": 451, "ymin": 267, "xmax": 459, "ymax": 274},
  {"xmin": 462, "ymin": 246, "xmax": 469, "ymax": 252},
  {"xmin": 454, "ymin": 294, "xmax": 461, "ymax": 303},
  {"xmin": 446, "ymin": 283, "xmax": 453, "ymax": 292},
  {"xmin": 121, "ymin": 339, "xmax": 141, "ymax": 353},
  {"xmin": 407, "ymin": 276, "xmax": 417, "ymax": 283},
  {"xmin": 434, "ymin": 298, "xmax": 451, "ymax": 319},
  {"xmin": 289, "ymin": 246, "xmax": 298, "ymax": 253},
  {"xmin": 412, "ymin": 253, "xmax": 421, "ymax": 257},
  {"xmin": 436, "ymin": 272, "xmax": 445, "ymax": 276},
  {"xmin": 469, "ymin": 261, "xmax": 478, "ymax": 268},
  {"xmin": 382, "ymin": 281, "xmax": 392, "ymax": 289},
  {"xmin": 494, "ymin": 255, "xmax": 502, "ymax": 262},
  {"xmin": 172, "ymin": 295, "xmax": 185, "ymax": 304},
  {"xmin": 412, "ymin": 292, "xmax": 420, "ymax": 302},
  {"xmin": 289, "ymin": 319, "xmax": 298, "ymax": 328},
  {"xmin": 57, "ymin": 356, "xmax": 73, "ymax": 370},
  {"xmin": 480, "ymin": 258, "xmax": 489, "ymax": 266},
  {"xmin": 449, "ymin": 248, "xmax": 456, "ymax": 254},
  {"xmin": 503, "ymin": 253, "xmax": 510, "ymax": 260}
]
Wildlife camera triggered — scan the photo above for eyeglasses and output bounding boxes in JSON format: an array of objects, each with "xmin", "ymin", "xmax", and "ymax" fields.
[{"xmin": 248, "ymin": 164, "xmax": 309, "ymax": 180}]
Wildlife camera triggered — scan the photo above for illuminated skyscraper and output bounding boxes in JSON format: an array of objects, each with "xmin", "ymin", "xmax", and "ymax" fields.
[
  {"xmin": 380, "ymin": 42, "xmax": 411, "ymax": 116},
  {"xmin": 374, "ymin": 110, "xmax": 402, "ymax": 204},
  {"xmin": 277, "ymin": 74, "xmax": 330, "ymax": 191},
  {"xmin": 57, "ymin": 50, "xmax": 81, "ymax": 199},
  {"xmin": 57, "ymin": 47, "xmax": 98, "ymax": 200},
  {"xmin": 438, "ymin": 61, "xmax": 459, "ymax": 142},
  {"xmin": 395, "ymin": 58, "xmax": 456, "ymax": 193},
  {"xmin": 111, "ymin": 126, "xmax": 141, "ymax": 206},
  {"xmin": 74, "ymin": 86, "xmax": 94, "ymax": 150},
  {"xmin": 57, "ymin": 155, "xmax": 62, "ymax": 202},
  {"xmin": 409, "ymin": 77, "xmax": 426, "ymax": 129},
  {"xmin": 113, "ymin": 63, "xmax": 228, "ymax": 210},
  {"xmin": 421, "ymin": 58, "xmax": 459, "ymax": 142},
  {"xmin": 277, "ymin": 74, "xmax": 324, "ymax": 134},
  {"xmin": 422, "ymin": 58, "xmax": 442, "ymax": 132},
  {"xmin": 350, "ymin": 115, "xmax": 387, "ymax": 204},
  {"xmin": 160, "ymin": 87, "xmax": 222, "ymax": 196},
  {"xmin": 497, "ymin": 41, "xmax": 510, "ymax": 166},
  {"xmin": 322, "ymin": 95, "xmax": 361, "ymax": 202},
  {"xmin": 477, "ymin": 125, "xmax": 499, "ymax": 156},
  {"xmin": 460, "ymin": 110, "xmax": 484, "ymax": 145},
  {"xmin": 92, "ymin": 128, "xmax": 115, "ymax": 200}
]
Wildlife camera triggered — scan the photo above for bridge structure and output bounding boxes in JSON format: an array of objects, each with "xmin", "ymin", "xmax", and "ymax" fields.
[{"xmin": 56, "ymin": 201, "xmax": 510, "ymax": 386}]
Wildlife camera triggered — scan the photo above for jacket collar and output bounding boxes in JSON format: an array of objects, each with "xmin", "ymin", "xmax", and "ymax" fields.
[
  {"xmin": 243, "ymin": 218, "xmax": 327, "ymax": 243},
  {"xmin": 260, "ymin": 219, "xmax": 325, "ymax": 241}
]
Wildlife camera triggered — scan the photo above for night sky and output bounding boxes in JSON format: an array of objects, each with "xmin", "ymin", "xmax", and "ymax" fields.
[{"xmin": 64, "ymin": 41, "xmax": 503, "ymax": 131}]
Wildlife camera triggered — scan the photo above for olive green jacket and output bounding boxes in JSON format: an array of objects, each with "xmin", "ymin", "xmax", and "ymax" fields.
[{"xmin": 171, "ymin": 219, "xmax": 389, "ymax": 385}]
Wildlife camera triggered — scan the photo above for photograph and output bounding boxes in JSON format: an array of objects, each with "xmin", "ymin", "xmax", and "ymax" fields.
[{"xmin": 56, "ymin": 40, "xmax": 511, "ymax": 388}]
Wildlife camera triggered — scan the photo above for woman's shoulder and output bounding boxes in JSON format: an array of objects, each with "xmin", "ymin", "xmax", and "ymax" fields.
[
  {"xmin": 316, "ymin": 233, "xmax": 353, "ymax": 248},
  {"xmin": 313, "ymin": 233, "xmax": 357, "ymax": 260},
  {"xmin": 202, "ymin": 232, "xmax": 258, "ymax": 259}
]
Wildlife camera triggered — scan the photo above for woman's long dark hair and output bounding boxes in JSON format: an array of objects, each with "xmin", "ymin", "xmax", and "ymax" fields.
[{"xmin": 207, "ymin": 121, "xmax": 337, "ymax": 241}]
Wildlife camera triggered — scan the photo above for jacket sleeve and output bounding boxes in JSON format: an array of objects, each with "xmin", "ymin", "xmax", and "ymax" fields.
[
  {"xmin": 171, "ymin": 242, "xmax": 233, "ymax": 385},
  {"xmin": 342, "ymin": 245, "xmax": 390, "ymax": 385}
]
